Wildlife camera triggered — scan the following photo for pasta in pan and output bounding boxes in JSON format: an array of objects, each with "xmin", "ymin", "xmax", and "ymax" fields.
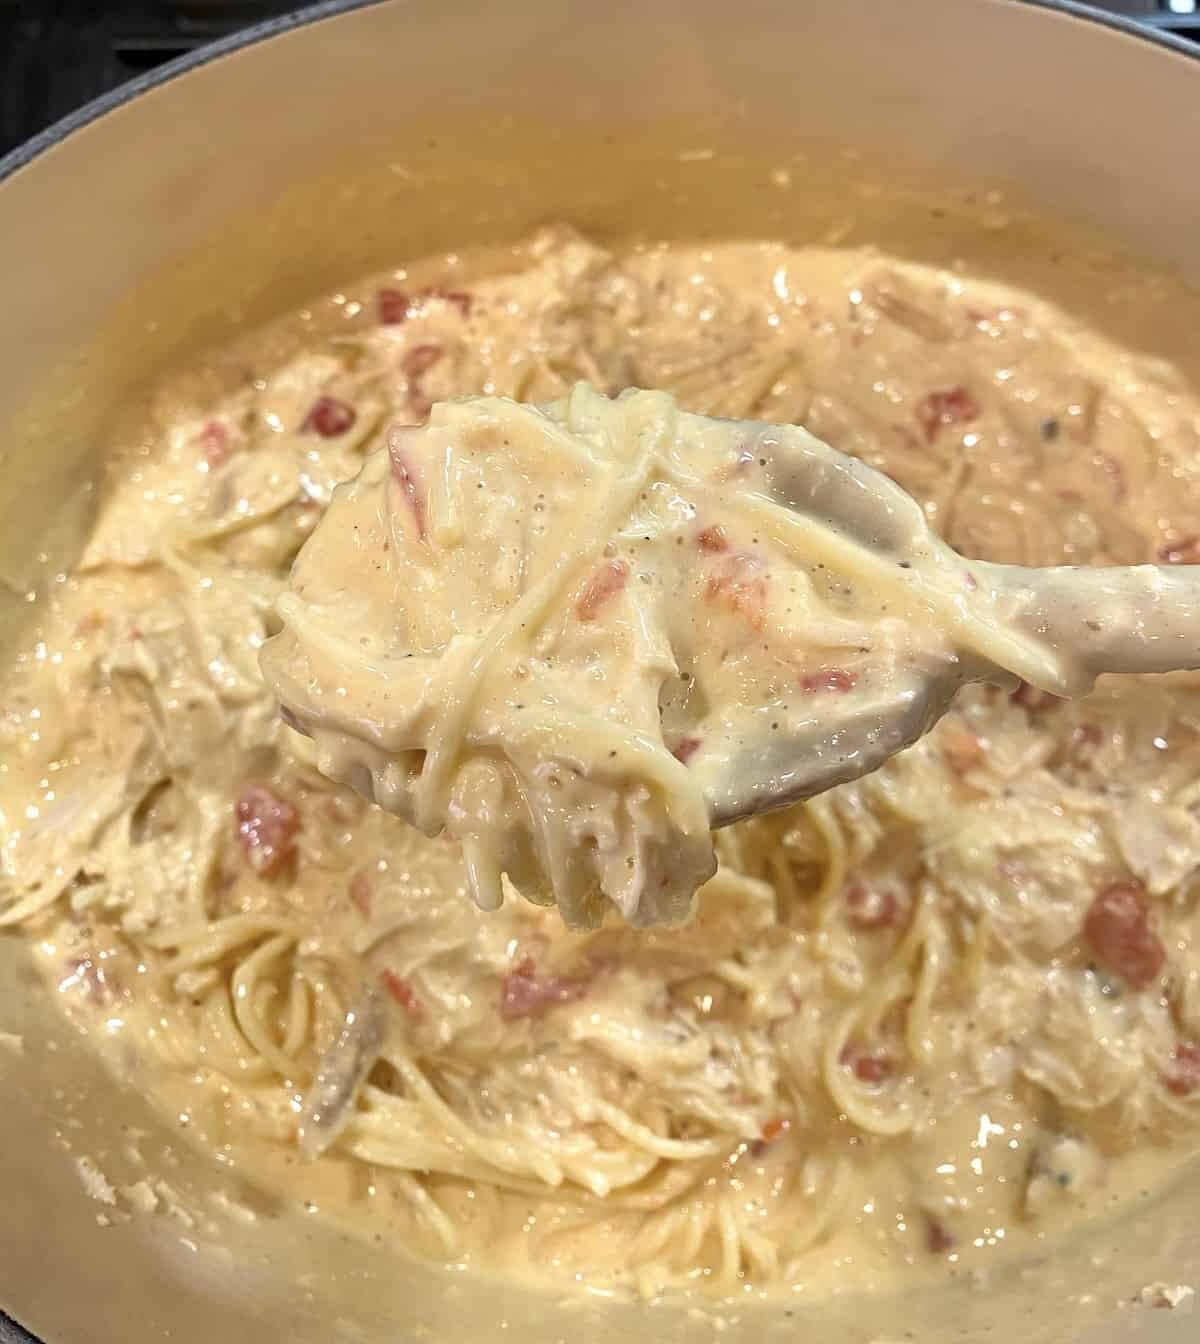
[
  {"xmin": 263, "ymin": 380, "xmax": 1072, "ymax": 934},
  {"xmin": 4, "ymin": 226, "xmax": 1200, "ymax": 1300}
]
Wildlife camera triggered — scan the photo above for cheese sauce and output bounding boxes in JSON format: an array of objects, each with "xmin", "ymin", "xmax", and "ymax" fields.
[
  {"xmin": 3, "ymin": 226, "xmax": 1200, "ymax": 1302},
  {"xmin": 265, "ymin": 383, "xmax": 1075, "ymax": 928}
]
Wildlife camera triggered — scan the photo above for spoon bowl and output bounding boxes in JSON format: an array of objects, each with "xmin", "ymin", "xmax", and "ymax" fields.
[{"xmin": 265, "ymin": 384, "xmax": 1200, "ymax": 924}]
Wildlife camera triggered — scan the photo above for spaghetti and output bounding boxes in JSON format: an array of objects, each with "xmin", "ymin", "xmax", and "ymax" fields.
[{"xmin": 2, "ymin": 227, "xmax": 1200, "ymax": 1300}]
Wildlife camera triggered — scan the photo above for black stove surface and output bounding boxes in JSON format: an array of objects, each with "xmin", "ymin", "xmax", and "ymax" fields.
[
  {"xmin": 0, "ymin": 0, "xmax": 1198, "ymax": 1341},
  {"xmin": 1, "ymin": 0, "xmax": 305, "ymax": 156}
]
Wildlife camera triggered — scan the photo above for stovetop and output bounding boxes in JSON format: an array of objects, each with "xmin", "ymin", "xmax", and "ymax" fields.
[
  {"xmin": 0, "ymin": 0, "xmax": 305, "ymax": 156},
  {"xmin": 0, "ymin": 0, "xmax": 1197, "ymax": 1342}
]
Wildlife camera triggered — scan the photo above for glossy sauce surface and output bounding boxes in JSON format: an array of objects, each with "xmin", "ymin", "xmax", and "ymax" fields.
[
  {"xmin": 3, "ymin": 227, "xmax": 1200, "ymax": 1302},
  {"xmin": 265, "ymin": 382, "xmax": 1031, "ymax": 928}
]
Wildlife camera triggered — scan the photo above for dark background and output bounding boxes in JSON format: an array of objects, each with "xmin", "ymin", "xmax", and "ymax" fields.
[
  {"xmin": 0, "ymin": 0, "xmax": 1197, "ymax": 1340},
  {"xmin": 1, "ymin": 0, "xmax": 304, "ymax": 155}
]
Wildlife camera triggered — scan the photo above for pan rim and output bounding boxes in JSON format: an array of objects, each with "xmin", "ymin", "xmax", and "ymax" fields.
[
  {"xmin": 0, "ymin": 0, "xmax": 1198, "ymax": 191},
  {"xmin": 0, "ymin": 0, "xmax": 1197, "ymax": 1342}
]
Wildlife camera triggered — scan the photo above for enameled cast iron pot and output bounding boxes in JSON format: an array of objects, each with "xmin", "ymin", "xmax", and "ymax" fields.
[{"xmin": 1, "ymin": 3, "xmax": 1199, "ymax": 1340}]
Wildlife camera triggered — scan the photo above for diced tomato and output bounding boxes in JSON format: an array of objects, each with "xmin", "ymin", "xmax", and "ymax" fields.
[
  {"xmin": 1165, "ymin": 1041, "xmax": 1200, "ymax": 1097},
  {"xmin": 500, "ymin": 956, "xmax": 592, "ymax": 1021},
  {"xmin": 800, "ymin": 667, "xmax": 857, "ymax": 693},
  {"xmin": 1082, "ymin": 880, "xmax": 1165, "ymax": 990},
  {"xmin": 388, "ymin": 438, "xmax": 428, "ymax": 540},
  {"xmin": 696, "ymin": 525, "xmax": 729, "ymax": 553},
  {"xmin": 705, "ymin": 553, "xmax": 768, "ymax": 631},
  {"xmin": 926, "ymin": 1216, "xmax": 956, "ymax": 1253},
  {"xmin": 1158, "ymin": 536, "xmax": 1200, "ymax": 565},
  {"xmin": 576, "ymin": 559, "xmax": 629, "ymax": 621},
  {"xmin": 380, "ymin": 286, "xmax": 472, "ymax": 325},
  {"xmin": 671, "ymin": 736, "xmax": 703, "ymax": 765},
  {"xmin": 201, "ymin": 419, "xmax": 231, "ymax": 468},
  {"xmin": 839, "ymin": 1043, "xmax": 893, "ymax": 1085},
  {"xmin": 301, "ymin": 395, "xmax": 357, "ymax": 438},
  {"xmin": 760, "ymin": 1115, "xmax": 791, "ymax": 1143},
  {"xmin": 378, "ymin": 288, "xmax": 411, "ymax": 324},
  {"xmin": 401, "ymin": 343, "xmax": 443, "ymax": 420},
  {"xmin": 234, "ymin": 784, "xmax": 300, "ymax": 878},
  {"xmin": 915, "ymin": 385, "xmax": 980, "ymax": 444},
  {"xmin": 349, "ymin": 870, "xmax": 372, "ymax": 918},
  {"xmin": 381, "ymin": 969, "xmax": 424, "ymax": 1020},
  {"xmin": 1010, "ymin": 681, "xmax": 1062, "ymax": 712},
  {"xmin": 749, "ymin": 1115, "xmax": 792, "ymax": 1158},
  {"xmin": 845, "ymin": 880, "xmax": 900, "ymax": 931}
]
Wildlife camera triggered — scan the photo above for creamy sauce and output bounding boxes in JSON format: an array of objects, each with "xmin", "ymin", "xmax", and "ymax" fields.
[
  {"xmin": 269, "ymin": 380, "xmax": 1200, "ymax": 929},
  {"xmin": 266, "ymin": 384, "xmax": 1075, "ymax": 927},
  {"xmin": 4, "ymin": 227, "xmax": 1200, "ymax": 1303}
]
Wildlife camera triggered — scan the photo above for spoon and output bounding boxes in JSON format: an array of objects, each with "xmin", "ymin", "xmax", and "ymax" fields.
[
  {"xmin": 263, "ymin": 384, "xmax": 1200, "ymax": 925},
  {"xmin": 707, "ymin": 430, "xmax": 1200, "ymax": 823}
]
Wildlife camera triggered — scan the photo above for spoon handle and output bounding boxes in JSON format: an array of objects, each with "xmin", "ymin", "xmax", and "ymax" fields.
[{"xmin": 982, "ymin": 563, "xmax": 1200, "ymax": 686}]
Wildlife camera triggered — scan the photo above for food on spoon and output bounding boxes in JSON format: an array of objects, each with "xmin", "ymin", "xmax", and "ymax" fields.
[{"xmin": 262, "ymin": 384, "xmax": 1069, "ymax": 927}]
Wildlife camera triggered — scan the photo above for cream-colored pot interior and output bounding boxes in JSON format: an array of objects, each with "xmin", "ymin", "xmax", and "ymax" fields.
[{"xmin": 2, "ymin": 1, "xmax": 1199, "ymax": 1340}]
